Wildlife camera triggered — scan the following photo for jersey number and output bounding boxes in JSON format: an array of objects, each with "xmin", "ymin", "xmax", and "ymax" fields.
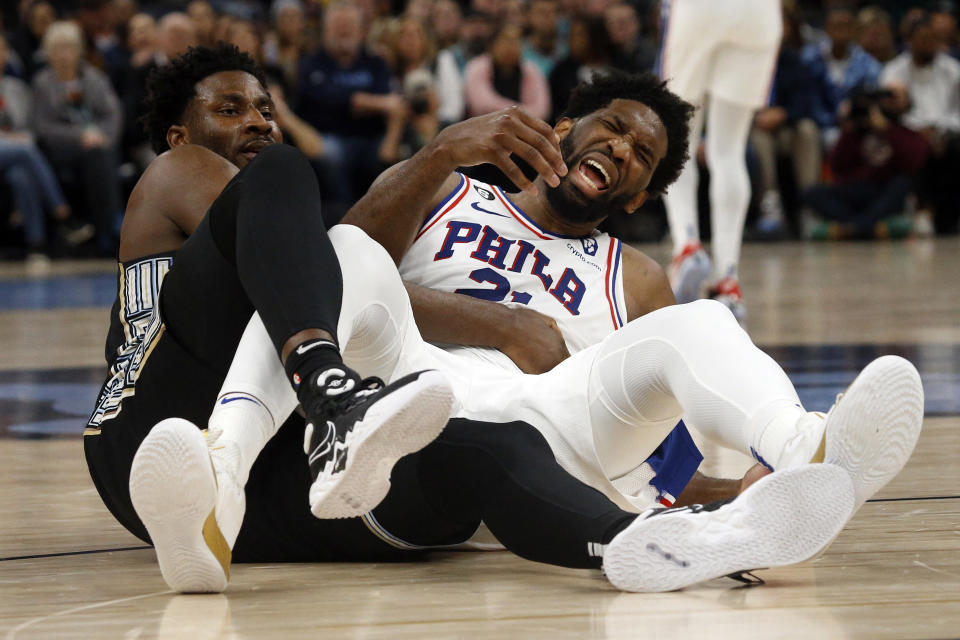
[{"xmin": 455, "ymin": 268, "xmax": 533, "ymax": 305}]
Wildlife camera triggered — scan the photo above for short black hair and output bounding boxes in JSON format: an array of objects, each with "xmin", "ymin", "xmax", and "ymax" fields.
[
  {"xmin": 142, "ymin": 44, "xmax": 268, "ymax": 154},
  {"xmin": 560, "ymin": 71, "xmax": 694, "ymax": 198}
]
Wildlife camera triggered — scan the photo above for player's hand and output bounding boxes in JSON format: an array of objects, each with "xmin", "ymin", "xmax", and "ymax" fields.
[
  {"xmin": 739, "ymin": 463, "xmax": 772, "ymax": 494},
  {"xmin": 431, "ymin": 105, "xmax": 568, "ymax": 194},
  {"xmin": 499, "ymin": 306, "xmax": 571, "ymax": 374}
]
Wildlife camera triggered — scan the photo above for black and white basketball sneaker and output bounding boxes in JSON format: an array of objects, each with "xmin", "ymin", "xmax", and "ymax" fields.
[
  {"xmin": 603, "ymin": 463, "xmax": 856, "ymax": 592},
  {"xmin": 301, "ymin": 368, "xmax": 454, "ymax": 519}
]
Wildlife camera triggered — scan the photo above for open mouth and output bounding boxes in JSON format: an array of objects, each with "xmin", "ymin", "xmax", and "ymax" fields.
[{"xmin": 577, "ymin": 158, "xmax": 611, "ymax": 193}]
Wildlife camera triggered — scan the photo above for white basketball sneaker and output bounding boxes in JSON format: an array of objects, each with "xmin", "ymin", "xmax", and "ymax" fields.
[
  {"xmin": 816, "ymin": 355, "xmax": 925, "ymax": 512},
  {"xmin": 603, "ymin": 463, "xmax": 855, "ymax": 592},
  {"xmin": 668, "ymin": 243, "xmax": 712, "ymax": 304},
  {"xmin": 129, "ymin": 418, "xmax": 238, "ymax": 593}
]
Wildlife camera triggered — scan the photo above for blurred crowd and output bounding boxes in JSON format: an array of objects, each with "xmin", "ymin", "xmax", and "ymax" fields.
[{"xmin": 0, "ymin": 0, "xmax": 958, "ymax": 265}]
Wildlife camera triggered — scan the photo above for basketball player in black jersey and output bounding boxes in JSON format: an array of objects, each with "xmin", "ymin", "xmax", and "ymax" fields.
[{"xmin": 87, "ymin": 46, "xmax": 857, "ymax": 595}]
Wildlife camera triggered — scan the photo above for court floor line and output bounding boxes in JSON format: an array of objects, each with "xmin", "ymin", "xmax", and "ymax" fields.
[{"xmin": 0, "ymin": 545, "xmax": 150, "ymax": 563}]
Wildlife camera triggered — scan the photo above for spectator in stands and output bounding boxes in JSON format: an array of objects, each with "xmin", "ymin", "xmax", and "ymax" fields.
[
  {"xmin": 112, "ymin": 0, "xmax": 138, "ymax": 34},
  {"xmin": 858, "ymin": 6, "xmax": 897, "ymax": 65},
  {"xmin": 523, "ymin": 0, "xmax": 565, "ymax": 77},
  {"xmin": 32, "ymin": 21, "xmax": 122, "ymax": 253},
  {"xmin": 263, "ymin": 0, "xmax": 308, "ymax": 91},
  {"xmin": 405, "ymin": 0, "xmax": 433, "ymax": 24},
  {"xmin": 750, "ymin": 2, "xmax": 836, "ymax": 236},
  {"xmin": 604, "ymin": 1, "xmax": 655, "ymax": 73},
  {"xmin": 549, "ymin": 16, "xmax": 611, "ymax": 122},
  {"xmin": 447, "ymin": 9, "xmax": 497, "ymax": 73},
  {"xmin": 11, "ymin": 0, "xmax": 56, "ymax": 79},
  {"xmin": 186, "ymin": 0, "xmax": 217, "ymax": 48},
  {"xmin": 387, "ymin": 17, "xmax": 448, "ymax": 153},
  {"xmin": 297, "ymin": 2, "xmax": 400, "ymax": 210},
  {"xmin": 0, "ymin": 32, "xmax": 92, "ymax": 263},
  {"xmin": 464, "ymin": 22, "xmax": 550, "ymax": 120},
  {"xmin": 802, "ymin": 7, "xmax": 882, "ymax": 146},
  {"xmin": 802, "ymin": 87, "xmax": 928, "ymax": 239},
  {"xmin": 882, "ymin": 12, "xmax": 960, "ymax": 234},
  {"xmin": 930, "ymin": 1, "xmax": 960, "ymax": 59},
  {"xmin": 75, "ymin": 0, "xmax": 126, "ymax": 82},
  {"xmin": 118, "ymin": 12, "xmax": 159, "ymax": 171},
  {"xmin": 157, "ymin": 12, "xmax": 197, "ymax": 65},
  {"xmin": 431, "ymin": 0, "xmax": 462, "ymax": 52}
]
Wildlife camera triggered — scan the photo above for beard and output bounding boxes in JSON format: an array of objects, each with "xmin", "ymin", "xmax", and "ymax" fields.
[{"xmin": 544, "ymin": 133, "xmax": 635, "ymax": 226}]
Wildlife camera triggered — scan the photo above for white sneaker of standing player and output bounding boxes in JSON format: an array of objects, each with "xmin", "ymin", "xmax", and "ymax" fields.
[
  {"xmin": 129, "ymin": 418, "xmax": 234, "ymax": 593},
  {"xmin": 302, "ymin": 368, "xmax": 454, "ymax": 519},
  {"xmin": 603, "ymin": 463, "xmax": 855, "ymax": 592},
  {"xmin": 668, "ymin": 244, "xmax": 712, "ymax": 304},
  {"xmin": 819, "ymin": 355, "xmax": 925, "ymax": 511}
]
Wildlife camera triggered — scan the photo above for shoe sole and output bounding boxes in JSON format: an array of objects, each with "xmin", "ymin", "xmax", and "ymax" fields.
[
  {"xmin": 129, "ymin": 418, "xmax": 231, "ymax": 593},
  {"xmin": 309, "ymin": 370, "xmax": 454, "ymax": 519},
  {"xmin": 604, "ymin": 464, "xmax": 855, "ymax": 592},
  {"xmin": 824, "ymin": 355, "xmax": 924, "ymax": 510},
  {"xmin": 670, "ymin": 252, "xmax": 711, "ymax": 304}
]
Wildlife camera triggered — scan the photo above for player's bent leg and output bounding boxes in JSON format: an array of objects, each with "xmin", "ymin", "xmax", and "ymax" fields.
[
  {"xmin": 332, "ymin": 224, "xmax": 429, "ymax": 380},
  {"xmin": 589, "ymin": 299, "xmax": 819, "ymax": 470},
  {"xmin": 603, "ymin": 463, "xmax": 855, "ymax": 592},
  {"xmin": 129, "ymin": 418, "xmax": 232, "ymax": 593}
]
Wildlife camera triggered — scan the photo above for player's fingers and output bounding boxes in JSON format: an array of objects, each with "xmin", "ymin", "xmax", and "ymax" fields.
[
  {"xmin": 500, "ymin": 137, "xmax": 562, "ymax": 188},
  {"xmin": 492, "ymin": 150, "xmax": 537, "ymax": 194},
  {"xmin": 511, "ymin": 109, "xmax": 567, "ymax": 176}
]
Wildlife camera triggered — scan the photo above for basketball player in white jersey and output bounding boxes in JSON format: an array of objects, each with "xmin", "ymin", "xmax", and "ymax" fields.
[
  {"xmin": 135, "ymin": 71, "xmax": 923, "ymax": 594},
  {"xmin": 659, "ymin": 0, "xmax": 784, "ymax": 320}
]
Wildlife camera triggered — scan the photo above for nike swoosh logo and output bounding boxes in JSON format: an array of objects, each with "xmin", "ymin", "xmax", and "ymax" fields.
[
  {"xmin": 296, "ymin": 341, "xmax": 330, "ymax": 355},
  {"xmin": 471, "ymin": 202, "xmax": 509, "ymax": 217}
]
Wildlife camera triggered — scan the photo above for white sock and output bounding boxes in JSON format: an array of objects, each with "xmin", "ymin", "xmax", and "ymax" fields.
[
  {"xmin": 207, "ymin": 314, "xmax": 298, "ymax": 485},
  {"xmin": 750, "ymin": 409, "xmax": 827, "ymax": 471}
]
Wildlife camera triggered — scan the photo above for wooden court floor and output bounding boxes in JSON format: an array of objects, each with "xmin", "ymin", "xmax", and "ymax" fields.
[{"xmin": 0, "ymin": 239, "xmax": 958, "ymax": 639}]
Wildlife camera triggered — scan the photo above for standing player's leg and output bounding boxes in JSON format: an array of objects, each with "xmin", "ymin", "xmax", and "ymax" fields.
[
  {"xmin": 663, "ymin": 102, "xmax": 712, "ymax": 304},
  {"xmin": 702, "ymin": 95, "xmax": 756, "ymax": 322},
  {"xmin": 659, "ymin": 0, "xmax": 713, "ymax": 304}
]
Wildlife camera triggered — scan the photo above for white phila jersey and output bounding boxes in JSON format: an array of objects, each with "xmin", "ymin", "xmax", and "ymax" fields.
[{"xmin": 399, "ymin": 173, "xmax": 627, "ymax": 368}]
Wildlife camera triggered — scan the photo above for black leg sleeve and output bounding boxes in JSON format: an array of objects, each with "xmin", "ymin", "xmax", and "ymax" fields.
[
  {"xmin": 207, "ymin": 143, "xmax": 343, "ymax": 353},
  {"xmin": 374, "ymin": 419, "xmax": 637, "ymax": 569}
]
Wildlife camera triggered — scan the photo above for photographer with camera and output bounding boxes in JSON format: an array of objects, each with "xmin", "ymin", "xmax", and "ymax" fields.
[{"xmin": 801, "ymin": 86, "xmax": 928, "ymax": 239}]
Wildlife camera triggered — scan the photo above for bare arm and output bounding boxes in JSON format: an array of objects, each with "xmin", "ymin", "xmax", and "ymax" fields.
[
  {"xmin": 343, "ymin": 106, "xmax": 570, "ymax": 370},
  {"xmin": 621, "ymin": 242, "xmax": 677, "ymax": 321},
  {"xmin": 119, "ymin": 145, "xmax": 237, "ymax": 262},
  {"xmin": 343, "ymin": 105, "xmax": 568, "ymax": 263},
  {"xmin": 673, "ymin": 464, "xmax": 771, "ymax": 507},
  {"xmin": 405, "ymin": 282, "xmax": 570, "ymax": 373}
]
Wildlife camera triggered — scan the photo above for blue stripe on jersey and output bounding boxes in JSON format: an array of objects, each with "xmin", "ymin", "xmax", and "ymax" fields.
[
  {"xmin": 494, "ymin": 186, "xmax": 590, "ymax": 240},
  {"xmin": 422, "ymin": 172, "xmax": 466, "ymax": 230},
  {"xmin": 610, "ymin": 240, "xmax": 624, "ymax": 327},
  {"xmin": 643, "ymin": 420, "xmax": 703, "ymax": 500}
]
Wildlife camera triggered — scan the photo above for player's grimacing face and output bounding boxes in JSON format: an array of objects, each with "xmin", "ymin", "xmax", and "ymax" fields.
[
  {"xmin": 176, "ymin": 70, "xmax": 281, "ymax": 168},
  {"xmin": 546, "ymin": 99, "xmax": 668, "ymax": 224}
]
